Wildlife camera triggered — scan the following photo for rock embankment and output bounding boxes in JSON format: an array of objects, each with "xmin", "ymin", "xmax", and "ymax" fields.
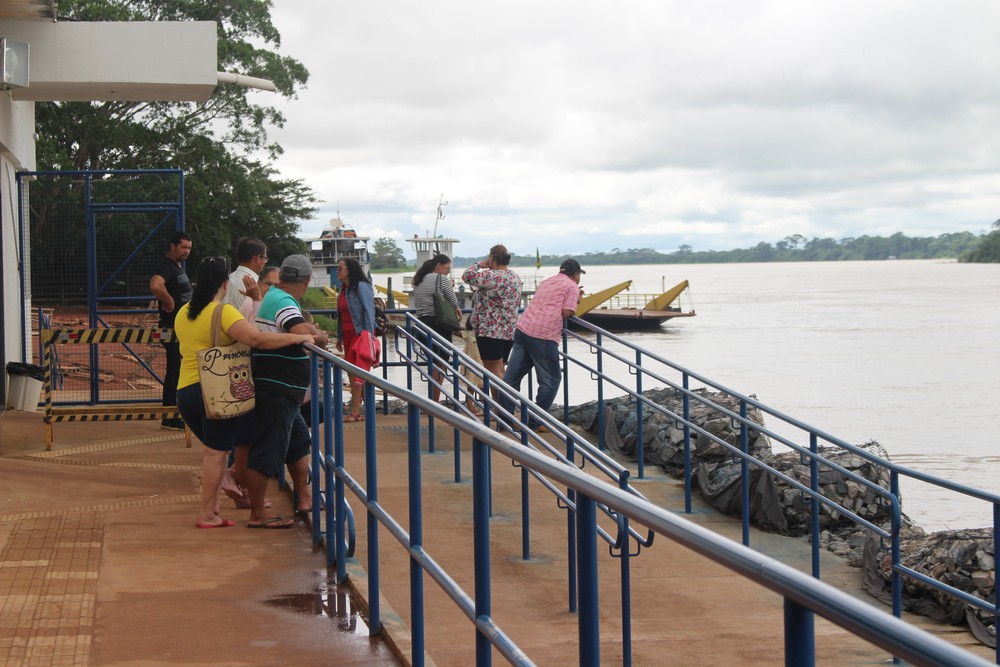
[{"xmin": 560, "ymin": 388, "xmax": 995, "ymax": 647}]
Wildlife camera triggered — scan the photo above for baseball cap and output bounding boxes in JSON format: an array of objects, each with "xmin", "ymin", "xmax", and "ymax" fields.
[
  {"xmin": 559, "ymin": 259, "xmax": 586, "ymax": 275},
  {"xmin": 279, "ymin": 254, "xmax": 313, "ymax": 280}
]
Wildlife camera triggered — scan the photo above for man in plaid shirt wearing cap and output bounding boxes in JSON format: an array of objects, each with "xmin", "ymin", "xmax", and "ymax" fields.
[{"xmin": 501, "ymin": 259, "xmax": 584, "ymax": 431}]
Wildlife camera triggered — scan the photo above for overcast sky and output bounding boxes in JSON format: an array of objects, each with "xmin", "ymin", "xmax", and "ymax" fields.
[{"xmin": 265, "ymin": 1, "xmax": 1000, "ymax": 259}]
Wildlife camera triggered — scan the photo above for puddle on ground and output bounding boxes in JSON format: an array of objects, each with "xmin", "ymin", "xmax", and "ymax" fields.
[
  {"xmin": 263, "ymin": 581, "xmax": 399, "ymax": 663},
  {"xmin": 265, "ymin": 582, "xmax": 370, "ymax": 634}
]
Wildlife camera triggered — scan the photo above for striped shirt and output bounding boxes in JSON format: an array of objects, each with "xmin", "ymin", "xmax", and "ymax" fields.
[{"xmin": 253, "ymin": 286, "xmax": 308, "ymax": 400}]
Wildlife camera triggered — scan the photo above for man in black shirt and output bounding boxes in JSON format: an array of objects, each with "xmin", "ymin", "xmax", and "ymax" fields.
[{"xmin": 149, "ymin": 231, "xmax": 193, "ymax": 430}]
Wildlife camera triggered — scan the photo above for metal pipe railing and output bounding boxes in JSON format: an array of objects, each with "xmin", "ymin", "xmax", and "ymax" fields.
[
  {"xmin": 564, "ymin": 316, "xmax": 1000, "ymax": 663},
  {"xmin": 305, "ymin": 341, "xmax": 991, "ymax": 666}
]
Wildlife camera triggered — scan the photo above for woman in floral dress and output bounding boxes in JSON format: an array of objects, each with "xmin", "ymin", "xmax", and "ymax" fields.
[{"xmin": 461, "ymin": 244, "xmax": 523, "ymax": 385}]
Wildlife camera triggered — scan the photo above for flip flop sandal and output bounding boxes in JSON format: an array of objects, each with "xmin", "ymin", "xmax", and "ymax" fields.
[
  {"xmin": 344, "ymin": 414, "xmax": 364, "ymax": 423},
  {"xmin": 247, "ymin": 516, "xmax": 294, "ymax": 529},
  {"xmin": 196, "ymin": 518, "xmax": 236, "ymax": 529}
]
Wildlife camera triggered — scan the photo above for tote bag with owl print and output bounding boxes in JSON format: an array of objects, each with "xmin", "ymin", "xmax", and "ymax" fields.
[{"xmin": 197, "ymin": 303, "xmax": 255, "ymax": 419}]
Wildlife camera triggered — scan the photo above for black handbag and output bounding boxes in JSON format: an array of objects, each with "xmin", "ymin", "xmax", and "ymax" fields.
[{"xmin": 433, "ymin": 274, "xmax": 461, "ymax": 333}]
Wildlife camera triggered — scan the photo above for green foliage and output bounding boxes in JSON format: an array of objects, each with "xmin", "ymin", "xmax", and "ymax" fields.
[
  {"xmin": 299, "ymin": 287, "xmax": 330, "ymax": 311},
  {"xmin": 300, "ymin": 288, "xmax": 337, "ymax": 332},
  {"xmin": 32, "ymin": 0, "xmax": 317, "ymax": 263},
  {"xmin": 310, "ymin": 314, "xmax": 337, "ymax": 333},
  {"xmin": 370, "ymin": 237, "xmax": 407, "ymax": 270},
  {"xmin": 960, "ymin": 220, "xmax": 1000, "ymax": 263}
]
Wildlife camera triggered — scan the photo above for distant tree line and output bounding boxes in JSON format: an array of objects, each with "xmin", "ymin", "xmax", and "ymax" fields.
[
  {"xmin": 958, "ymin": 221, "xmax": 1000, "ymax": 263},
  {"xmin": 446, "ymin": 230, "xmax": 995, "ymax": 267}
]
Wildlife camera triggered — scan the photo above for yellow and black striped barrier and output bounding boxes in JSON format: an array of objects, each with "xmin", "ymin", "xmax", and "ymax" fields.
[{"xmin": 41, "ymin": 328, "xmax": 191, "ymax": 450}]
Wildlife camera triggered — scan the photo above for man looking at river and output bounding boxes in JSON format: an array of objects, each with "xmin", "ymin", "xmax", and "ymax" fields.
[{"xmin": 501, "ymin": 259, "xmax": 584, "ymax": 431}]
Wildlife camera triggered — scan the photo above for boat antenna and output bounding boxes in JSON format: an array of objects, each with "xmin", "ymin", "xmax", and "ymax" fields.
[
  {"xmin": 432, "ymin": 194, "xmax": 448, "ymax": 238},
  {"xmin": 432, "ymin": 194, "xmax": 448, "ymax": 254}
]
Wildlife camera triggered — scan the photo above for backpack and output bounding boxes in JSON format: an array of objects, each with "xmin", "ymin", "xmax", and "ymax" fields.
[{"xmin": 374, "ymin": 296, "xmax": 389, "ymax": 337}]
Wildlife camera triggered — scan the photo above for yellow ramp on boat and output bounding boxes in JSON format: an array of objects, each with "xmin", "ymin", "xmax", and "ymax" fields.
[
  {"xmin": 322, "ymin": 286, "xmax": 338, "ymax": 308},
  {"xmin": 643, "ymin": 280, "xmax": 689, "ymax": 310},
  {"xmin": 576, "ymin": 280, "xmax": 632, "ymax": 317},
  {"xmin": 375, "ymin": 284, "xmax": 409, "ymax": 306}
]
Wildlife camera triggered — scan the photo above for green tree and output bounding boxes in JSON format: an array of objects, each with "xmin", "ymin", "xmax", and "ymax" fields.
[
  {"xmin": 371, "ymin": 237, "xmax": 407, "ymax": 270},
  {"xmin": 33, "ymin": 0, "xmax": 316, "ymax": 263},
  {"xmin": 960, "ymin": 220, "xmax": 1000, "ymax": 263}
]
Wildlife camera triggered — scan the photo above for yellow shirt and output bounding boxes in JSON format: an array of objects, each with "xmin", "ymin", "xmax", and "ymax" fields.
[{"xmin": 173, "ymin": 302, "xmax": 246, "ymax": 390}]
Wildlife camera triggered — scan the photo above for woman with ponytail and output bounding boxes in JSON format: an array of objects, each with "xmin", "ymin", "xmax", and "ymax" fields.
[{"xmin": 174, "ymin": 257, "xmax": 317, "ymax": 529}]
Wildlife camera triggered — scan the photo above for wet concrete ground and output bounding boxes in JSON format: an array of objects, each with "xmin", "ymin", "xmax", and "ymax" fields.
[
  {"xmin": 1, "ymin": 407, "xmax": 993, "ymax": 665},
  {"xmin": 0, "ymin": 409, "xmax": 399, "ymax": 666}
]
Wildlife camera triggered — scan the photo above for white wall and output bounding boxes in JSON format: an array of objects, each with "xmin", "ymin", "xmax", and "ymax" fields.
[{"xmin": 0, "ymin": 95, "xmax": 35, "ymax": 372}]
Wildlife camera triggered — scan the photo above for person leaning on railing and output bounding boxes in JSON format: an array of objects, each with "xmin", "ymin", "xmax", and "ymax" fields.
[
  {"xmin": 500, "ymin": 259, "xmax": 584, "ymax": 432},
  {"xmin": 173, "ymin": 256, "xmax": 318, "ymax": 530}
]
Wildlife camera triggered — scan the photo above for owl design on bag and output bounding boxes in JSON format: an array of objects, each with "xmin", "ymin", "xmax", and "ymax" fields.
[{"xmin": 228, "ymin": 363, "xmax": 253, "ymax": 401}]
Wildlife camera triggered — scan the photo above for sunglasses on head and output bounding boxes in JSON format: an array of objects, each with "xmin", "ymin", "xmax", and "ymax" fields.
[{"xmin": 200, "ymin": 256, "xmax": 229, "ymax": 271}]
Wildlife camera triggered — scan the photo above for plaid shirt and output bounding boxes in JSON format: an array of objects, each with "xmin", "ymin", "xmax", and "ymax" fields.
[{"xmin": 516, "ymin": 273, "xmax": 579, "ymax": 342}]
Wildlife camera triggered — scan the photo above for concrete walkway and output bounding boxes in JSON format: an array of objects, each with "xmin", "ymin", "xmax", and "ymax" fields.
[
  {"xmin": 0, "ymin": 407, "xmax": 992, "ymax": 666},
  {"xmin": 0, "ymin": 409, "xmax": 397, "ymax": 667}
]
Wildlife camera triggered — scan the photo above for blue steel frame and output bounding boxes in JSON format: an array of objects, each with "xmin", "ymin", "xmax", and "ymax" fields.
[
  {"xmin": 17, "ymin": 169, "xmax": 185, "ymax": 401},
  {"xmin": 301, "ymin": 338, "xmax": 991, "ymax": 667},
  {"xmin": 561, "ymin": 317, "xmax": 1000, "ymax": 665}
]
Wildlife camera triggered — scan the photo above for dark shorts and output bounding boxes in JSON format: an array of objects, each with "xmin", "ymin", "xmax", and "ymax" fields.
[
  {"xmin": 248, "ymin": 393, "xmax": 311, "ymax": 478},
  {"xmin": 419, "ymin": 315, "xmax": 453, "ymax": 364},
  {"xmin": 476, "ymin": 336, "xmax": 513, "ymax": 364},
  {"xmin": 176, "ymin": 384, "xmax": 238, "ymax": 452},
  {"xmin": 234, "ymin": 411, "xmax": 256, "ymax": 446}
]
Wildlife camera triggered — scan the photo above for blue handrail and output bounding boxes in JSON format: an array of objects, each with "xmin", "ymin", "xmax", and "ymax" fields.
[
  {"xmin": 563, "ymin": 316, "xmax": 1000, "ymax": 663},
  {"xmin": 303, "ymin": 340, "xmax": 991, "ymax": 666}
]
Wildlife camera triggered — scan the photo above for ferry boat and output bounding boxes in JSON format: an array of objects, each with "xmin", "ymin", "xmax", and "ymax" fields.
[
  {"xmin": 577, "ymin": 279, "xmax": 696, "ymax": 330},
  {"xmin": 306, "ymin": 216, "xmax": 372, "ymax": 288}
]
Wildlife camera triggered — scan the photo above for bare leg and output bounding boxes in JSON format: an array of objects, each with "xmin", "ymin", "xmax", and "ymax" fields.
[
  {"xmin": 483, "ymin": 358, "xmax": 505, "ymax": 401},
  {"xmin": 231, "ymin": 444, "xmax": 250, "ymax": 489},
  {"xmin": 244, "ymin": 468, "xmax": 291, "ymax": 526},
  {"xmin": 350, "ymin": 379, "xmax": 362, "ymax": 417},
  {"xmin": 287, "ymin": 454, "xmax": 311, "ymax": 512},
  {"xmin": 198, "ymin": 447, "xmax": 228, "ymax": 525},
  {"xmin": 432, "ymin": 368, "xmax": 444, "ymax": 402}
]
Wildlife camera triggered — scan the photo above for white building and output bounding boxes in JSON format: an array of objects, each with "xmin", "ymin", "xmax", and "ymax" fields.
[{"xmin": 0, "ymin": 3, "xmax": 225, "ymax": 405}]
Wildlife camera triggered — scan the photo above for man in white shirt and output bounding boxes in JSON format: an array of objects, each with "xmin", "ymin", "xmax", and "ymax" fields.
[{"xmin": 222, "ymin": 237, "xmax": 269, "ymax": 317}]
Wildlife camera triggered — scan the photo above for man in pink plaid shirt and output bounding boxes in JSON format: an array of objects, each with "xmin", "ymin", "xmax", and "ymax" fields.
[{"xmin": 501, "ymin": 259, "xmax": 584, "ymax": 431}]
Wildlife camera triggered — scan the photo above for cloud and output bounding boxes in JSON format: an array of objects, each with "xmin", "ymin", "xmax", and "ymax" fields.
[{"xmin": 267, "ymin": 1, "xmax": 1000, "ymax": 256}]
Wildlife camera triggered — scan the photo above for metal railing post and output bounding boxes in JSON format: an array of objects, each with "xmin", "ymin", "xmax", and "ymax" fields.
[
  {"xmin": 577, "ymin": 493, "xmax": 600, "ymax": 667},
  {"xmin": 740, "ymin": 399, "xmax": 750, "ymax": 547},
  {"xmin": 995, "ymin": 503, "xmax": 999, "ymax": 666},
  {"xmin": 783, "ymin": 597, "xmax": 815, "ymax": 667},
  {"xmin": 366, "ymin": 378, "xmax": 381, "ymax": 638},
  {"xmin": 682, "ymin": 373, "xmax": 692, "ymax": 513},
  {"xmin": 408, "ymin": 402, "xmax": 426, "ymax": 666},
  {"xmin": 567, "ymin": 437, "xmax": 578, "ymax": 613},
  {"xmin": 635, "ymin": 349, "xmax": 644, "ymax": 480},
  {"xmin": 473, "ymin": 434, "xmax": 493, "ymax": 667},
  {"xmin": 521, "ymin": 466, "xmax": 531, "ymax": 560},
  {"xmin": 333, "ymin": 363, "xmax": 347, "ymax": 582},
  {"xmin": 308, "ymin": 353, "xmax": 322, "ymax": 545},
  {"xmin": 596, "ymin": 331, "xmax": 605, "ymax": 451},
  {"xmin": 810, "ymin": 433, "xmax": 820, "ymax": 579}
]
